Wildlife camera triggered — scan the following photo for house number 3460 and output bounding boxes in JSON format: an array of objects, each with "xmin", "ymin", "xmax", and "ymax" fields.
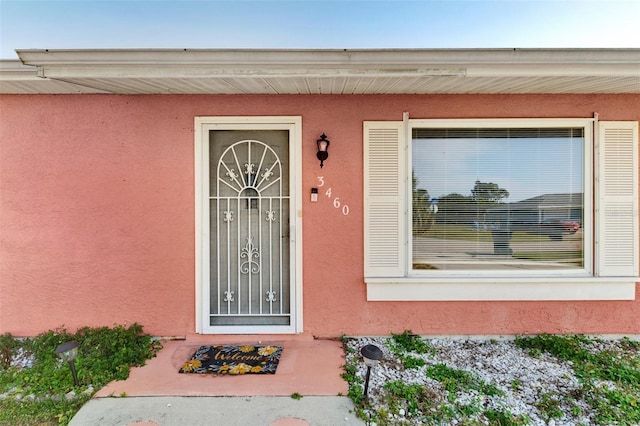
[{"xmin": 317, "ymin": 176, "xmax": 350, "ymax": 216}]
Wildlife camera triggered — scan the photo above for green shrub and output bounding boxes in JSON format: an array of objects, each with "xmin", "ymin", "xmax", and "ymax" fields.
[
  {"xmin": 0, "ymin": 323, "xmax": 161, "ymax": 425},
  {"xmin": 0, "ymin": 333, "xmax": 20, "ymax": 370}
]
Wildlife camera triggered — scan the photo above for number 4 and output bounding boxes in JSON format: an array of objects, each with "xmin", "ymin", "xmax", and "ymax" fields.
[{"xmin": 325, "ymin": 187, "xmax": 332, "ymax": 197}]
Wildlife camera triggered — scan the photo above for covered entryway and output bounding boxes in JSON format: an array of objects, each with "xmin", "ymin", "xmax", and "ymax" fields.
[{"xmin": 195, "ymin": 117, "xmax": 302, "ymax": 334}]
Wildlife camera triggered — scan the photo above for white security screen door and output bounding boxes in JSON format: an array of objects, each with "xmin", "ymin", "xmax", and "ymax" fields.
[{"xmin": 195, "ymin": 117, "xmax": 302, "ymax": 334}]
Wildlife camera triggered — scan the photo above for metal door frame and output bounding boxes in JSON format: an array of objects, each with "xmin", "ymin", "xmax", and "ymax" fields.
[{"xmin": 195, "ymin": 116, "xmax": 303, "ymax": 334}]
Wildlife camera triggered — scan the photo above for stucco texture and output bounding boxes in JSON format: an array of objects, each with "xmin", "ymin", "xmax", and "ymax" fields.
[{"xmin": 1, "ymin": 94, "xmax": 639, "ymax": 337}]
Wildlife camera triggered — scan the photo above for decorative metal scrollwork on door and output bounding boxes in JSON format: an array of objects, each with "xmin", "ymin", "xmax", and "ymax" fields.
[
  {"xmin": 240, "ymin": 237, "xmax": 260, "ymax": 274},
  {"xmin": 211, "ymin": 138, "xmax": 287, "ymax": 322}
]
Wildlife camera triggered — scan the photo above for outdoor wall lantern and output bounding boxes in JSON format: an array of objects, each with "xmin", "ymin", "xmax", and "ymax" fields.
[
  {"xmin": 316, "ymin": 133, "xmax": 330, "ymax": 168},
  {"xmin": 360, "ymin": 344, "xmax": 383, "ymax": 398},
  {"xmin": 55, "ymin": 340, "xmax": 80, "ymax": 386}
]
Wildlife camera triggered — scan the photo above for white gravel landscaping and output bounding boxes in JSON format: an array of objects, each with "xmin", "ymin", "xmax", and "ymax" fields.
[{"xmin": 343, "ymin": 335, "xmax": 640, "ymax": 426}]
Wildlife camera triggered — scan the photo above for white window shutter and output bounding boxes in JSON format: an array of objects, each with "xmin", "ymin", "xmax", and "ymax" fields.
[
  {"xmin": 596, "ymin": 121, "xmax": 639, "ymax": 277},
  {"xmin": 364, "ymin": 121, "xmax": 406, "ymax": 277}
]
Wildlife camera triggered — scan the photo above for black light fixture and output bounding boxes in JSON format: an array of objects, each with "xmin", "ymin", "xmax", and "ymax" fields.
[
  {"xmin": 316, "ymin": 133, "xmax": 330, "ymax": 168},
  {"xmin": 360, "ymin": 344, "xmax": 383, "ymax": 398},
  {"xmin": 55, "ymin": 340, "xmax": 80, "ymax": 386}
]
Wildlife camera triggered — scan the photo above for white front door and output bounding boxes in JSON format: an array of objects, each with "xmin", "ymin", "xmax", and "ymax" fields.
[{"xmin": 195, "ymin": 117, "xmax": 302, "ymax": 334}]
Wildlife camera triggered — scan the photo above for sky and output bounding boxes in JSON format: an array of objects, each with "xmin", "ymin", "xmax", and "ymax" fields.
[{"xmin": 0, "ymin": 0, "xmax": 639, "ymax": 59}]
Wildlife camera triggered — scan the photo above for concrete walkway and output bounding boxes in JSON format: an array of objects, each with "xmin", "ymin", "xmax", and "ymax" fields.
[
  {"xmin": 69, "ymin": 396, "xmax": 363, "ymax": 426},
  {"xmin": 69, "ymin": 334, "xmax": 365, "ymax": 426}
]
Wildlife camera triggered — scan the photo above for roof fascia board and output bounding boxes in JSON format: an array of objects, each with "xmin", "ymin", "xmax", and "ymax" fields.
[
  {"xmin": 16, "ymin": 48, "xmax": 640, "ymax": 65},
  {"xmin": 0, "ymin": 60, "xmax": 40, "ymax": 80},
  {"xmin": 33, "ymin": 64, "xmax": 640, "ymax": 79},
  {"xmin": 16, "ymin": 49, "xmax": 640, "ymax": 79}
]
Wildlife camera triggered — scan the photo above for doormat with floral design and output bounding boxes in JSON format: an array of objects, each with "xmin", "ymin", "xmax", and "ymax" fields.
[{"xmin": 179, "ymin": 344, "xmax": 283, "ymax": 375}]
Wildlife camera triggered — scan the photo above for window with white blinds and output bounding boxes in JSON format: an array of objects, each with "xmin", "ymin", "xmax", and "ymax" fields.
[
  {"xmin": 411, "ymin": 126, "xmax": 586, "ymax": 273},
  {"xmin": 363, "ymin": 119, "xmax": 638, "ymax": 301}
]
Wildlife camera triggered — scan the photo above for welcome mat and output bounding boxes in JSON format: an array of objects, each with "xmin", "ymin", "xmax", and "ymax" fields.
[{"xmin": 179, "ymin": 344, "xmax": 283, "ymax": 375}]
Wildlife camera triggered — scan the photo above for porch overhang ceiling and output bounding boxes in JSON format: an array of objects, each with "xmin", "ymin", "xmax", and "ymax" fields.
[{"xmin": 1, "ymin": 48, "xmax": 639, "ymax": 94}]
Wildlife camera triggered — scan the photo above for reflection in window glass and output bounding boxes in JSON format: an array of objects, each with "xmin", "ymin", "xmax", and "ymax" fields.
[{"xmin": 412, "ymin": 128, "xmax": 584, "ymax": 271}]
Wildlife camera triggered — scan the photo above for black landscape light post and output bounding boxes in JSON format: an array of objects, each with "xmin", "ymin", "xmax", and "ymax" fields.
[
  {"xmin": 55, "ymin": 340, "xmax": 80, "ymax": 386},
  {"xmin": 360, "ymin": 344, "xmax": 383, "ymax": 399}
]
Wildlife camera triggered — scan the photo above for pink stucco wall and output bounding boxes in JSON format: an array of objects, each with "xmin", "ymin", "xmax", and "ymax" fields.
[{"xmin": 1, "ymin": 94, "xmax": 639, "ymax": 337}]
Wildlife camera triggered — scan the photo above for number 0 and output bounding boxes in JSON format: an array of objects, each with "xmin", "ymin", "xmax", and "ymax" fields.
[{"xmin": 342, "ymin": 205, "xmax": 350, "ymax": 215}]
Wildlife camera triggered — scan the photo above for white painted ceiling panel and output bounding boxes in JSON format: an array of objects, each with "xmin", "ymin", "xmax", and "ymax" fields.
[{"xmin": 5, "ymin": 74, "xmax": 634, "ymax": 95}]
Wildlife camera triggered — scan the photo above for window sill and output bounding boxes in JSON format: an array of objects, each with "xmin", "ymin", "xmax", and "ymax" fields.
[{"xmin": 365, "ymin": 277, "xmax": 637, "ymax": 301}]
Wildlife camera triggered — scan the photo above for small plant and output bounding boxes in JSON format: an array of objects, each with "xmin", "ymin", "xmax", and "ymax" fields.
[
  {"xmin": 456, "ymin": 400, "xmax": 481, "ymax": 417},
  {"xmin": 398, "ymin": 354, "xmax": 426, "ymax": 370},
  {"xmin": 389, "ymin": 330, "xmax": 431, "ymax": 370},
  {"xmin": 426, "ymin": 363, "xmax": 504, "ymax": 397},
  {"xmin": 526, "ymin": 347, "xmax": 542, "ymax": 358},
  {"xmin": 340, "ymin": 361, "xmax": 360, "ymax": 386},
  {"xmin": 383, "ymin": 380, "xmax": 433, "ymax": 415},
  {"xmin": 340, "ymin": 356, "xmax": 364, "ymax": 408},
  {"xmin": 570, "ymin": 401, "xmax": 583, "ymax": 417},
  {"xmin": 515, "ymin": 334, "xmax": 592, "ymax": 364},
  {"xmin": 290, "ymin": 392, "xmax": 303, "ymax": 400},
  {"xmin": 620, "ymin": 337, "xmax": 640, "ymax": 351},
  {"xmin": 389, "ymin": 330, "xmax": 432, "ymax": 355},
  {"xmin": 535, "ymin": 392, "xmax": 563, "ymax": 422},
  {"xmin": 0, "ymin": 333, "xmax": 19, "ymax": 370},
  {"xmin": 484, "ymin": 407, "xmax": 531, "ymax": 425}
]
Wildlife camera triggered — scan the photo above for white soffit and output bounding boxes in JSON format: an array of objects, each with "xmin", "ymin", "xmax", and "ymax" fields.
[
  {"xmin": 0, "ymin": 60, "xmax": 110, "ymax": 94},
  {"xmin": 2, "ymin": 48, "xmax": 639, "ymax": 94}
]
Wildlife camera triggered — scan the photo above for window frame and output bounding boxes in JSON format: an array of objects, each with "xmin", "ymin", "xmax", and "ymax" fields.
[
  {"xmin": 407, "ymin": 118, "xmax": 593, "ymax": 279},
  {"xmin": 363, "ymin": 118, "xmax": 638, "ymax": 301}
]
